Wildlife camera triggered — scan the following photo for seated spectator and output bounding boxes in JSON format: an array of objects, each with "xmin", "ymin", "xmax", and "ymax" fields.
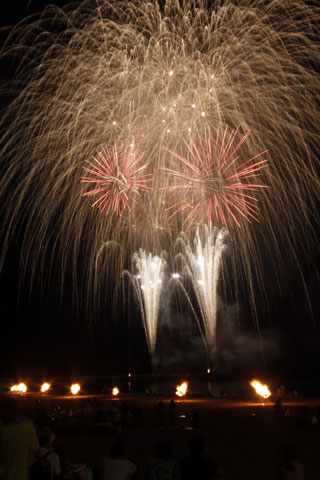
[
  {"xmin": 97, "ymin": 439, "xmax": 137, "ymax": 480},
  {"xmin": 36, "ymin": 427, "xmax": 61, "ymax": 479},
  {"xmin": 276, "ymin": 445, "xmax": 304, "ymax": 480},
  {"xmin": 0, "ymin": 395, "xmax": 42, "ymax": 480},
  {"xmin": 180, "ymin": 434, "xmax": 219, "ymax": 480},
  {"xmin": 145, "ymin": 439, "xmax": 180, "ymax": 480},
  {"xmin": 56, "ymin": 444, "xmax": 92, "ymax": 480}
]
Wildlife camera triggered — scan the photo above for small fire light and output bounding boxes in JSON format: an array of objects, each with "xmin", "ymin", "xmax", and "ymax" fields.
[
  {"xmin": 176, "ymin": 382, "xmax": 188, "ymax": 397},
  {"xmin": 250, "ymin": 379, "xmax": 271, "ymax": 399},
  {"xmin": 71, "ymin": 383, "xmax": 81, "ymax": 395},
  {"xmin": 10, "ymin": 383, "xmax": 27, "ymax": 393},
  {"xmin": 41, "ymin": 382, "xmax": 51, "ymax": 393}
]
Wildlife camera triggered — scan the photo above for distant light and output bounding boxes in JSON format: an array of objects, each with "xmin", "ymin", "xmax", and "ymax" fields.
[
  {"xmin": 130, "ymin": 143, "xmax": 134, "ymax": 148},
  {"xmin": 157, "ymin": 279, "xmax": 162, "ymax": 284},
  {"xmin": 169, "ymin": 70, "xmax": 174, "ymax": 76},
  {"xmin": 41, "ymin": 382, "xmax": 51, "ymax": 393},
  {"xmin": 188, "ymin": 127, "xmax": 192, "ymax": 132},
  {"xmin": 211, "ymin": 74, "xmax": 214, "ymax": 79},
  {"xmin": 167, "ymin": 129, "xmax": 171, "ymax": 133},
  {"xmin": 201, "ymin": 111, "xmax": 206, "ymax": 117},
  {"xmin": 172, "ymin": 273, "xmax": 180, "ymax": 279},
  {"xmin": 162, "ymin": 119, "xmax": 166, "ymax": 123},
  {"xmin": 173, "ymin": 103, "xmax": 176, "ymax": 107},
  {"xmin": 71, "ymin": 384, "xmax": 80, "ymax": 395},
  {"xmin": 207, "ymin": 368, "xmax": 211, "ymax": 374},
  {"xmin": 112, "ymin": 387, "xmax": 119, "ymax": 396},
  {"xmin": 112, "ymin": 121, "xmax": 117, "ymax": 125},
  {"xmin": 198, "ymin": 280, "xmax": 204, "ymax": 286},
  {"xmin": 191, "ymin": 104, "xmax": 196, "ymax": 108},
  {"xmin": 136, "ymin": 274, "xmax": 141, "ymax": 279}
]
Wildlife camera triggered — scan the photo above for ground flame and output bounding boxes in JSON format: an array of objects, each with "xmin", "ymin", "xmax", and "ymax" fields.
[
  {"xmin": 41, "ymin": 382, "xmax": 51, "ymax": 393},
  {"xmin": 250, "ymin": 380, "xmax": 271, "ymax": 399},
  {"xmin": 71, "ymin": 383, "xmax": 80, "ymax": 395},
  {"xmin": 10, "ymin": 383, "xmax": 27, "ymax": 393},
  {"xmin": 176, "ymin": 382, "xmax": 188, "ymax": 397}
]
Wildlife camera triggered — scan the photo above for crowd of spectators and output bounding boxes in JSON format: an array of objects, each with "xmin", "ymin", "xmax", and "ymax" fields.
[{"xmin": 1, "ymin": 393, "xmax": 318, "ymax": 479}]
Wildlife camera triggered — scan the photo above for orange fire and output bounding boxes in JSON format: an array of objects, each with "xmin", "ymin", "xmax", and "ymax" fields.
[
  {"xmin": 250, "ymin": 379, "xmax": 271, "ymax": 399},
  {"xmin": 176, "ymin": 382, "xmax": 188, "ymax": 397},
  {"xmin": 10, "ymin": 383, "xmax": 27, "ymax": 393},
  {"xmin": 70, "ymin": 383, "xmax": 81, "ymax": 395},
  {"xmin": 41, "ymin": 382, "xmax": 51, "ymax": 393},
  {"xmin": 112, "ymin": 387, "xmax": 119, "ymax": 396}
]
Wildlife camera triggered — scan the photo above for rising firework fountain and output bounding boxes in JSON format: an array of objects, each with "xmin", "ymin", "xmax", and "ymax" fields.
[
  {"xmin": 176, "ymin": 225, "xmax": 228, "ymax": 371},
  {"xmin": 126, "ymin": 250, "xmax": 167, "ymax": 365}
]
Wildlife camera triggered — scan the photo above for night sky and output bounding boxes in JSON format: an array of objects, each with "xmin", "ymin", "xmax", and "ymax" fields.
[{"xmin": 0, "ymin": 0, "xmax": 319, "ymax": 385}]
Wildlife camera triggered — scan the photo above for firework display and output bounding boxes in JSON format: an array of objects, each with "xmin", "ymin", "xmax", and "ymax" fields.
[{"xmin": 0, "ymin": 0, "xmax": 319, "ymax": 358}]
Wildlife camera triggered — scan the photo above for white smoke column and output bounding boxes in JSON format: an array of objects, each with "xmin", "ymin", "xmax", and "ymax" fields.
[
  {"xmin": 177, "ymin": 225, "xmax": 227, "ymax": 366},
  {"xmin": 132, "ymin": 250, "xmax": 166, "ymax": 358}
]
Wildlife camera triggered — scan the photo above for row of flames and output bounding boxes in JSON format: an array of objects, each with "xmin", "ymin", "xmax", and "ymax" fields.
[
  {"xmin": 9, "ymin": 380, "xmax": 271, "ymax": 399},
  {"xmin": 176, "ymin": 380, "xmax": 271, "ymax": 399},
  {"xmin": 10, "ymin": 383, "xmax": 121, "ymax": 396}
]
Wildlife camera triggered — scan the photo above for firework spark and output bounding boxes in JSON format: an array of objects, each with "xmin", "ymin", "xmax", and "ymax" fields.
[
  {"xmin": 164, "ymin": 127, "xmax": 268, "ymax": 229},
  {"xmin": 82, "ymin": 143, "xmax": 152, "ymax": 217}
]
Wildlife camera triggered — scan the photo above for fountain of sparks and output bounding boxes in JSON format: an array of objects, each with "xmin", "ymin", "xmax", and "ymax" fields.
[
  {"xmin": 128, "ymin": 250, "xmax": 166, "ymax": 362},
  {"xmin": 176, "ymin": 225, "xmax": 228, "ymax": 369}
]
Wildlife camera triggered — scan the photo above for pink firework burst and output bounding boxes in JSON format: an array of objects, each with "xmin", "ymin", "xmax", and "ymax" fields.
[
  {"xmin": 164, "ymin": 126, "xmax": 268, "ymax": 229},
  {"xmin": 82, "ymin": 143, "xmax": 152, "ymax": 216}
]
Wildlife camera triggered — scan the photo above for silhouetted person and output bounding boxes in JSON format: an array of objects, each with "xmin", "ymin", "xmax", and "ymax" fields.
[
  {"xmin": 145, "ymin": 439, "xmax": 180, "ymax": 480},
  {"xmin": 180, "ymin": 434, "xmax": 218, "ymax": 480},
  {"xmin": 274, "ymin": 397, "xmax": 284, "ymax": 416},
  {"xmin": 29, "ymin": 426, "xmax": 61, "ymax": 479},
  {"xmin": 169, "ymin": 400, "xmax": 176, "ymax": 426},
  {"xmin": 98, "ymin": 439, "xmax": 137, "ymax": 480},
  {"xmin": 0, "ymin": 396, "xmax": 42, "ymax": 480}
]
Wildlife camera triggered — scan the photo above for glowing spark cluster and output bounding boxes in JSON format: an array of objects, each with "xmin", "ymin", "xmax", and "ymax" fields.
[{"xmin": 250, "ymin": 380, "xmax": 271, "ymax": 399}]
